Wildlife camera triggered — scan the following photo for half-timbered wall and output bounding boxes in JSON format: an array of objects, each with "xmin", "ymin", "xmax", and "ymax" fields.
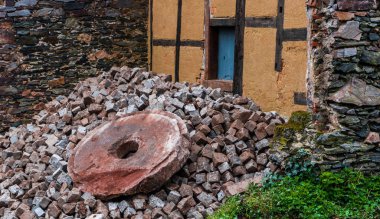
[{"xmin": 149, "ymin": 0, "xmax": 308, "ymax": 116}]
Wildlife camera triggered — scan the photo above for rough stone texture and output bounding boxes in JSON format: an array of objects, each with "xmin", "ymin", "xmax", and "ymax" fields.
[
  {"xmin": 329, "ymin": 78, "xmax": 380, "ymax": 106},
  {"xmin": 0, "ymin": 0, "xmax": 148, "ymax": 133},
  {"xmin": 337, "ymin": 0, "xmax": 377, "ymax": 11},
  {"xmin": 68, "ymin": 111, "xmax": 190, "ymax": 199},
  {"xmin": 0, "ymin": 66, "xmax": 284, "ymax": 218},
  {"xmin": 305, "ymin": 0, "xmax": 380, "ymax": 172}
]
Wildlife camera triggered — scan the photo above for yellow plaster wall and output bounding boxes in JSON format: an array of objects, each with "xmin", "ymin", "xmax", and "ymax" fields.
[
  {"xmin": 243, "ymin": 28, "xmax": 278, "ymax": 112},
  {"xmin": 179, "ymin": 46, "xmax": 204, "ymax": 83},
  {"xmin": 210, "ymin": 0, "xmax": 235, "ymax": 18},
  {"xmin": 243, "ymin": 28, "xmax": 307, "ymax": 116},
  {"xmin": 182, "ymin": 0, "xmax": 204, "ymax": 40},
  {"xmin": 153, "ymin": 0, "xmax": 178, "ymax": 40},
  {"xmin": 277, "ymin": 41, "xmax": 308, "ymax": 114},
  {"xmin": 152, "ymin": 46, "xmax": 175, "ymax": 79},
  {"xmin": 246, "ymin": 0, "xmax": 278, "ymax": 17},
  {"xmin": 284, "ymin": 0, "xmax": 307, "ymax": 29}
]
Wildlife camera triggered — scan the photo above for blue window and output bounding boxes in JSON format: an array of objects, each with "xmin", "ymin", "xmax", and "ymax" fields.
[{"xmin": 217, "ymin": 27, "xmax": 235, "ymax": 80}]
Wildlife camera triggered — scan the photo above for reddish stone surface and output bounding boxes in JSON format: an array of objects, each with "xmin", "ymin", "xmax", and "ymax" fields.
[
  {"xmin": 223, "ymin": 173, "xmax": 264, "ymax": 196},
  {"xmin": 365, "ymin": 132, "xmax": 380, "ymax": 144},
  {"xmin": 334, "ymin": 11, "xmax": 355, "ymax": 21},
  {"xmin": 337, "ymin": 0, "xmax": 377, "ymax": 11},
  {"xmin": 0, "ymin": 30, "xmax": 15, "ymax": 44},
  {"xmin": 68, "ymin": 110, "xmax": 190, "ymax": 199}
]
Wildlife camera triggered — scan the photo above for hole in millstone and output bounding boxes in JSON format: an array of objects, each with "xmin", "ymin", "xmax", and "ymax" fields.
[{"xmin": 115, "ymin": 140, "xmax": 139, "ymax": 159}]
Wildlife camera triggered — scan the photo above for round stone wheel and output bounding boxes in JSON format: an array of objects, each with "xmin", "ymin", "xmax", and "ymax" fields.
[{"xmin": 68, "ymin": 110, "xmax": 190, "ymax": 199}]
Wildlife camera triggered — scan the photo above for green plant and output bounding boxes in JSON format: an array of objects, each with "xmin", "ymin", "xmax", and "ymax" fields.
[
  {"xmin": 284, "ymin": 148, "xmax": 317, "ymax": 178},
  {"xmin": 209, "ymin": 196, "xmax": 242, "ymax": 219},
  {"xmin": 209, "ymin": 169, "xmax": 380, "ymax": 219},
  {"xmin": 263, "ymin": 148, "xmax": 317, "ymax": 188}
]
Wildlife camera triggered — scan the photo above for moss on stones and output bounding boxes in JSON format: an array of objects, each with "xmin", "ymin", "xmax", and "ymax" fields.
[{"xmin": 272, "ymin": 111, "xmax": 312, "ymax": 149}]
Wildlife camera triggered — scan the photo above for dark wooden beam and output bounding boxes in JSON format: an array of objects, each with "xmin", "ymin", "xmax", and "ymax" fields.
[
  {"xmin": 202, "ymin": 80, "xmax": 233, "ymax": 92},
  {"xmin": 174, "ymin": 0, "xmax": 183, "ymax": 82},
  {"xmin": 153, "ymin": 39, "xmax": 176, "ymax": 46},
  {"xmin": 149, "ymin": 0, "xmax": 153, "ymax": 71},
  {"xmin": 204, "ymin": 0, "xmax": 211, "ymax": 80},
  {"xmin": 210, "ymin": 17, "xmax": 277, "ymax": 28},
  {"xmin": 153, "ymin": 39, "xmax": 204, "ymax": 47},
  {"xmin": 233, "ymin": 0, "xmax": 246, "ymax": 95},
  {"xmin": 275, "ymin": 0, "xmax": 285, "ymax": 72},
  {"xmin": 181, "ymin": 40, "xmax": 204, "ymax": 47},
  {"xmin": 210, "ymin": 18, "xmax": 236, "ymax": 27},
  {"xmin": 283, "ymin": 28, "xmax": 307, "ymax": 41},
  {"xmin": 245, "ymin": 17, "xmax": 276, "ymax": 28}
]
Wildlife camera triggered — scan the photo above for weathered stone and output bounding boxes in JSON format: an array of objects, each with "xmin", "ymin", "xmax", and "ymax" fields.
[
  {"xmin": 177, "ymin": 197, "xmax": 196, "ymax": 214},
  {"xmin": 45, "ymin": 135, "xmax": 58, "ymax": 147},
  {"xmin": 8, "ymin": 9, "xmax": 31, "ymax": 17},
  {"xmin": 148, "ymin": 195, "xmax": 165, "ymax": 208},
  {"xmin": 47, "ymin": 202, "xmax": 61, "ymax": 218},
  {"xmin": 360, "ymin": 50, "xmax": 380, "ymax": 66},
  {"xmin": 167, "ymin": 191, "xmax": 181, "ymax": 204},
  {"xmin": 211, "ymin": 114, "xmax": 225, "ymax": 126},
  {"xmin": 86, "ymin": 214, "xmax": 104, "ymax": 219},
  {"xmin": 337, "ymin": 0, "xmax": 377, "ymax": 11},
  {"xmin": 212, "ymin": 153, "xmax": 228, "ymax": 166},
  {"xmin": 68, "ymin": 111, "xmax": 190, "ymax": 199},
  {"xmin": 340, "ymin": 142, "xmax": 375, "ymax": 153},
  {"xmin": 231, "ymin": 109, "xmax": 252, "ymax": 123},
  {"xmin": 15, "ymin": 0, "xmax": 37, "ymax": 7},
  {"xmin": 365, "ymin": 132, "xmax": 380, "ymax": 144},
  {"xmin": 255, "ymin": 139, "xmax": 270, "ymax": 152},
  {"xmin": 335, "ymin": 48, "xmax": 357, "ymax": 58},
  {"xmin": 192, "ymin": 132, "xmax": 209, "ymax": 144},
  {"xmin": 67, "ymin": 188, "xmax": 81, "ymax": 202},
  {"xmin": 255, "ymin": 123, "xmax": 268, "ymax": 140},
  {"xmin": 256, "ymin": 153, "xmax": 268, "ymax": 166},
  {"xmin": 33, "ymin": 207, "xmax": 45, "ymax": 217},
  {"xmin": 245, "ymin": 160, "xmax": 258, "ymax": 173},
  {"xmin": 334, "ymin": 11, "xmax": 355, "ymax": 21},
  {"xmin": 369, "ymin": 33, "xmax": 380, "ymax": 41},
  {"xmin": 223, "ymin": 173, "xmax": 263, "ymax": 196},
  {"xmin": 196, "ymin": 192, "xmax": 215, "ymax": 206},
  {"xmin": 179, "ymin": 184, "xmax": 193, "ymax": 197},
  {"xmin": 0, "ymin": 86, "xmax": 18, "ymax": 96},
  {"xmin": 207, "ymin": 171, "xmax": 221, "ymax": 183},
  {"xmin": 195, "ymin": 173, "xmax": 207, "ymax": 184},
  {"xmin": 132, "ymin": 198, "xmax": 146, "ymax": 210},
  {"xmin": 329, "ymin": 78, "xmax": 380, "ymax": 106},
  {"xmin": 62, "ymin": 203, "xmax": 76, "ymax": 215},
  {"xmin": 334, "ymin": 21, "xmax": 362, "ymax": 40}
]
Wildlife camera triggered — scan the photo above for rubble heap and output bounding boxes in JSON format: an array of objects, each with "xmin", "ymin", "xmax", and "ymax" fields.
[{"xmin": 0, "ymin": 67, "xmax": 285, "ymax": 219}]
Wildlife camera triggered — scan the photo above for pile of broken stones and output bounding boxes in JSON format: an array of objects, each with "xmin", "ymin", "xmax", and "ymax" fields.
[{"xmin": 0, "ymin": 67, "xmax": 286, "ymax": 219}]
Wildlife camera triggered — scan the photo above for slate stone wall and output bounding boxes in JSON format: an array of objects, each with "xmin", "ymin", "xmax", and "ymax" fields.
[
  {"xmin": 306, "ymin": 0, "xmax": 380, "ymax": 171},
  {"xmin": 0, "ymin": 0, "xmax": 148, "ymax": 132}
]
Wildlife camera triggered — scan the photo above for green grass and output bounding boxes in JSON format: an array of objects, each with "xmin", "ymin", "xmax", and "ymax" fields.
[{"xmin": 210, "ymin": 169, "xmax": 380, "ymax": 219}]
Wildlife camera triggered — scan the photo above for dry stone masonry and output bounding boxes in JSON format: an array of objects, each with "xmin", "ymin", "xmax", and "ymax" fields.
[
  {"xmin": 0, "ymin": 0, "xmax": 148, "ymax": 133},
  {"xmin": 306, "ymin": 0, "xmax": 380, "ymax": 171},
  {"xmin": 0, "ymin": 67, "xmax": 285, "ymax": 218}
]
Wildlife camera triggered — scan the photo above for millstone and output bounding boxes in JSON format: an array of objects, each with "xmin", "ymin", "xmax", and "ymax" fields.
[{"xmin": 68, "ymin": 110, "xmax": 190, "ymax": 199}]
